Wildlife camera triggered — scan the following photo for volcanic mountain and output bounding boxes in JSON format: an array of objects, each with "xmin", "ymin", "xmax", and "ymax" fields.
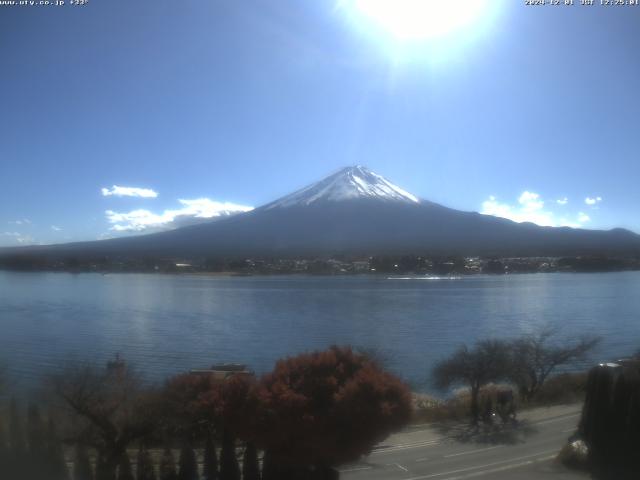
[{"xmin": 3, "ymin": 166, "xmax": 640, "ymax": 259}]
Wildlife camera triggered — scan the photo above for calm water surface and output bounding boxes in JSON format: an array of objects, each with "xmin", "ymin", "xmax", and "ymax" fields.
[{"xmin": 1, "ymin": 271, "xmax": 639, "ymax": 391}]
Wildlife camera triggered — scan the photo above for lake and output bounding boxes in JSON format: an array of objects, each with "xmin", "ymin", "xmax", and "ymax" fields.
[{"xmin": 1, "ymin": 271, "xmax": 639, "ymax": 392}]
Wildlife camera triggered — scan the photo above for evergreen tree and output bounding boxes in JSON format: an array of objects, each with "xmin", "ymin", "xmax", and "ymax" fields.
[
  {"xmin": 96, "ymin": 452, "xmax": 115, "ymax": 480},
  {"xmin": 581, "ymin": 363, "xmax": 640, "ymax": 479},
  {"xmin": 117, "ymin": 452, "xmax": 135, "ymax": 480},
  {"xmin": 177, "ymin": 444, "xmax": 198, "ymax": 480},
  {"xmin": 260, "ymin": 450, "xmax": 273, "ymax": 480},
  {"xmin": 241, "ymin": 443, "xmax": 260, "ymax": 480},
  {"xmin": 8, "ymin": 398, "xmax": 26, "ymax": 480},
  {"xmin": 74, "ymin": 445, "xmax": 94, "ymax": 480},
  {"xmin": 27, "ymin": 404, "xmax": 46, "ymax": 461},
  {"xmin": 26, "ymin": 404, "xmax": 56, "ymax": 480},
  {"xmin": 159, "ymin": 448, "xmax": 177, "ymax": 480},
  {"xmin": 219, "ymin": 430, "xmax": 240, "ymax": 480},
  {"xmin": 9, "ymin": 398, "xmax": 26, "ymax": 455},
  {"xmin": 260, "ymin": 450, "xmax": 281, "ymax": 480},
  {"xmin": 136, "ymin": 445, "xmax": 156, "ymax": 480},
  {"xmin": 0, "ymin": 417, "xmax": 8, "ymax": 476},
  {"xmin": 46, "ymin": 417, "xmax": 69, "ymax": 480},
  {"xmin": 202, "ymin": 435, "xmax": 218, "ymax": 480}
]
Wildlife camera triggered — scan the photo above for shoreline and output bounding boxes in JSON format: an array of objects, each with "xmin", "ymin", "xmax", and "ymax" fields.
[{"xmin": 1, "ymin": 268, "xmax": 639, "ymax": 276}]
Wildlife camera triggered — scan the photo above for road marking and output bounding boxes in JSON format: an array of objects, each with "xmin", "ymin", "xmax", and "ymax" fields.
[
  {"xmin": 371, "ymin": 412, "xmax": 578, "ymax": 458},
  {"xmin": 434, "ymin": 455, "xmax": 556, "ymax": 480},
  {"xmin": 377, "ymin": 439, "xmax": 441, "ymax": 449},
  {"xmin": 395, "ymin": 463, "xmax": 409, "ymax": 472},
  {"xmin": 443, "ymin": 445, "xmax": 504, "ymax": 458},
  {"xmin": 339, "ymin": 466, "xmax": 372, "ymax": 473},
  {"xmin": 415, "ymin": 457, "xmax": 430, "ymax": 463},
  {"xmin": 372, "ymin": 439, "xmax": 441, "ymax": 455},
  {"xmin": 408, "ymin": 409, "xmax": 581, "ymax": 431},
  {"xmin": 562, "ymin": 427, "xmax": 576, "ymax": 433},
  {"xmin": 382, "ymin": 411, "xmax": 580, "ymax": 455},
  {"xmin": 531, "ymin": 413, "xmax": 580, "ymax": 426},
  {"xmin": 403, "ymin": 449, "xmax": 558, "ymax": 480}
]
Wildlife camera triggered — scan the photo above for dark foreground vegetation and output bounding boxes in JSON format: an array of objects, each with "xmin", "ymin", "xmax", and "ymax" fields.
[
  {"xmin": 0, "ymin": 347, "xmax": 412, "ymax": 480},
  {"xmin": 1, "ymin": 331, "xmax": 636, "ymax": 480},
  {"xmin": 557, "ymin": 356, "xmax": 640, "ymax": 480}
]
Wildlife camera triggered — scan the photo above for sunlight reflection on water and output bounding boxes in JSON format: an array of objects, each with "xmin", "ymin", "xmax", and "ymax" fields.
[{"xmin": 1, "ymin": 271, "xmax": 639, "ymax": 393}]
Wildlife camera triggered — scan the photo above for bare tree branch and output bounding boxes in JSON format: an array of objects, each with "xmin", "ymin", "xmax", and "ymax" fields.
[
  {"xmin": 433, "ymin": 340, "xmax": 511, "ymax": 424},
  {"xmin": 49, "ymin": 357, "xmax": 160, "ymax": 479},
  {"xmin": 508, "ymin": 328, "xmax": 600, "ymax": 401}
]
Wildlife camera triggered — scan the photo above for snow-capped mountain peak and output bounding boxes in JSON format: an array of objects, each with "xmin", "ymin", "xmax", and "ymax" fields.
[{"xmin": 264, "ymin": 165, "xmax": 420, "ymax": 209}]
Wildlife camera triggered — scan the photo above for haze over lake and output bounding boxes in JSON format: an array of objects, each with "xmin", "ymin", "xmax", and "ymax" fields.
[{"xmin": 1, "ymin": 271, "xmax": 639, "ymax": 392}]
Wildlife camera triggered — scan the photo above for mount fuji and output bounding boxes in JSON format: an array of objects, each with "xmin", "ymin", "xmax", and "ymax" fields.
[
  {"xmin": 3, "ymin": 166, "xmax": 640, "ymax": 259},
  {"xmin": 263, "ymin": 165, "xmax": 420, "ymax": 208}
]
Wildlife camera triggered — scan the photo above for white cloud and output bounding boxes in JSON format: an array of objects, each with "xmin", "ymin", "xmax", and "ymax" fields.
[
  {"xmin": 106, "ymin": 209, "xmax": 166, "ymax": 232},
  {"xmin": 105, "ymin": 198, "xmax": 253, "ymax": 232},
  {"xmin": 481, "ymin": 191, "xmax": 555, "ymax": 227},
  {"xmin": 177, "ymin": 198, "xmax": 252, "ymax": 218},
  {"xmin": 101, "ymin": 185, "xmax": 158, "ymax": 198},
  {"xmin": 585, "ymin": 196, "xmax": 602, "ymax": 206},
  {"xmin": 9, "ymin": 219, "xmax": 31, "ymax": 225},
  {"xmin": 1, "ymin": 231, "xmax": 36, "ymax": 245},
  {"xmin": 16, "ymin": 235, "xmax": 35, "ymax": 244},
  {"xmin": 578, "ymin": 212, "xmax": 590, "ymax": 224},
  {"xmin": 51, "ymin": 225, "xmax": 62, "ymax": 231},
  {"xmin": 481, "ymin": 192, "xmax": 593, "ymax": 228},
  {"xmin": 518, "ymin": 191, "xmax": 544, "ymax": 212},
  {"xmin": 556, "ymin": 197, "xmax": 568, "ymax": 205}
]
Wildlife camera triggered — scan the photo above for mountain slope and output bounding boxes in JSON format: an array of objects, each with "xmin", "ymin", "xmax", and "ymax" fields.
[
  {"xmin": 262, "ymin": 165, "xmax": 419, "ymax": 208},
  {"xmin": 2, "ymin": 166, "xmax": 640, "ymax": 259}
]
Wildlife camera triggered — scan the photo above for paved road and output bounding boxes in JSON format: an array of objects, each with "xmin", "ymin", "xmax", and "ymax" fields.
[{"xmin": 341, "ymin": 404, "xmax": 588, "ymax": 480}]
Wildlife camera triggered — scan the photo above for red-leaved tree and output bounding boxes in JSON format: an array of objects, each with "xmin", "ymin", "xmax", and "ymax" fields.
[
  {"xmin": 162, "ymin": 372, "xmax": 218, "ymax": 439},
  {"xmin": 250, "ymin": 346, "xmax": 412, "ymax": 478},
  {"xmin": 163, "ymin": 371, "xmax": 257, "ymax": 437}
]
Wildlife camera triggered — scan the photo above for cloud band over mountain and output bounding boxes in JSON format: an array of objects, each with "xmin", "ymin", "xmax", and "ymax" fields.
[{"xmin": 106, "ymin": 198, "xmax": 253, "ymax": 232}]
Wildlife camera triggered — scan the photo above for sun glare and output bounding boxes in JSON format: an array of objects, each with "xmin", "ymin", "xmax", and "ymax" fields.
[{"xmin": 349, "ymin": 0, "xmax": 491, "ymax": 41}]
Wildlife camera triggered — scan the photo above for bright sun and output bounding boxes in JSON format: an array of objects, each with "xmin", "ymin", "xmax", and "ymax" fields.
[{"xmin": 348, "ymin": 0, "xmax": 491, "ymax": 41}]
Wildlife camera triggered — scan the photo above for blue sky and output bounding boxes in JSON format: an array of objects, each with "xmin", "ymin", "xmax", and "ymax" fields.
[{"xmin": 1, "ymin": 1, "xmax": 639, "ymax": 246}]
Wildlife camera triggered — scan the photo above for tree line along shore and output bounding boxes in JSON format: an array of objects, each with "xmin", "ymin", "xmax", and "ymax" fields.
[{"xmin": 1, "ymin": 253, "xmax": 639, "ymax": 275}]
